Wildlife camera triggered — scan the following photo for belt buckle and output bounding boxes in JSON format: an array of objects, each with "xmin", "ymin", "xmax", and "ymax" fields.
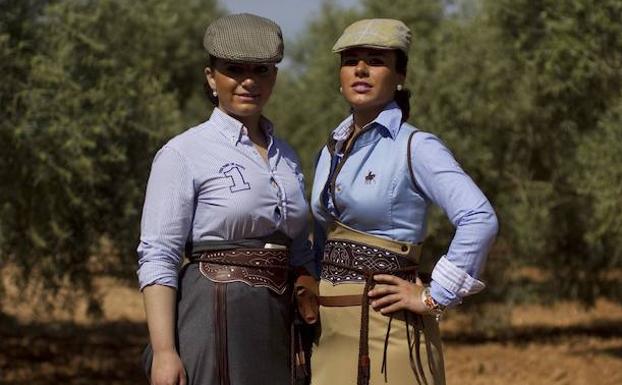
[{"xmin": 264, "ymin": 243, "xmax": 287, "ymax": 250}]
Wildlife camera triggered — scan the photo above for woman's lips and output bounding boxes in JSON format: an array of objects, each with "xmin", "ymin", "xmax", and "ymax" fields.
[
  {"xmin": 235, "ymin": 93, "xmax": 260, "ymax": 102},
  {"xmin": 351, "ymin": 82, "xmax": 372, "ymax": 93}
]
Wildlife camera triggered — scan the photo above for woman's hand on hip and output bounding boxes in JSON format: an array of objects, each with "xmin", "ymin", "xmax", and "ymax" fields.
[
  {"xmin": 151, "ymin": 349, "xmax": 186, "ymax": 385},
  {"xmin": 368, "ymin": 274, "xmax": 429, "ymax": 315}
]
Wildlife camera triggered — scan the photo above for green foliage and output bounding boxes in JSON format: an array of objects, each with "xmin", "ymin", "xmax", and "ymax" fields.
[
  {"xmin": 2, "ymin": 0, "xmax": 621, "ymax": 313},
  {"xmin": 577, "ymin": 101, "xmax": 622, "ymax": 246},
  {"xmin": 0, "ymin": 0, "xmax": 221, "ymax": 310},
  {"xmin": 573, "ymin": 98, "xmax": 622, "ymax": 298},
  {"xmin": 487, "ymin": 0, "xmax": 622, "ymax": 303}
]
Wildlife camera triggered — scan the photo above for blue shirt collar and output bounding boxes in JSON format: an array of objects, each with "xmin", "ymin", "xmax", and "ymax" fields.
[
  {"xmin": 209, "ymin": 107, "xmax": 275, "ymax": 145},
  {"xmin": 331, "ymin": 101, "xmax": 403, "ymax": 145},
  {"xmin": 374, "ymin": 101, "xmax": 402, "ymax": 139}
]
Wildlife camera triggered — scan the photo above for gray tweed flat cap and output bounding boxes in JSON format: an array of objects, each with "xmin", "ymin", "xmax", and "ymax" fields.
[
  {"xmin": 333, "ymin": 19, "xmax": 411, "ymax": 56},
  {"xmin": 203, "ymin": 13, "xmax": 284, "ymax": 63}
]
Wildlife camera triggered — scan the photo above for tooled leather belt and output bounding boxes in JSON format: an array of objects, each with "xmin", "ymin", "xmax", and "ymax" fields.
[
  {"xmin": 191, "ymin": 247, "xmax": 296, "ymax": 385},
  {"xmin": 319, "ymin": 227, "xmax": 433, "ymax": 385},
  {"xmin": 194, "ymin": 247, "xmax": 290, "ymax": 294}
]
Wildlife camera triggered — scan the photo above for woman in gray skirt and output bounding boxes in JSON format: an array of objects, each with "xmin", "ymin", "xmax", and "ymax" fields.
[{"xmin": 137, "ymin": 13, "xmax": 318, "ymax": 385}]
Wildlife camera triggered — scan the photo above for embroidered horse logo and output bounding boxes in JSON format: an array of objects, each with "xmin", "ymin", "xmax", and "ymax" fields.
[
  {"xmin": 220, "ymin": 163, "xmax": 251, "ymax": 193},
  {"xmin": 364, "ymin": 171, "xmax": 376, "ymax": 184}
]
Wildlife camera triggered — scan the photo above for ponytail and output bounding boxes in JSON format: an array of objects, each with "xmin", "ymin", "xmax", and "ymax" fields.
[{"xmin": 394, "ymin": 88, "xmax": 411, "ymax": 123}]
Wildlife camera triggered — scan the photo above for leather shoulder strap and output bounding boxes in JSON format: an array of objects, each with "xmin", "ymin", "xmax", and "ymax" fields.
[
  {"xmin": 407, "ymin": 130, "xmax": 419, "ymax": 190},
  {"xmin": 313, "ymin": 148, "xmax": 323, "ymax": 169}
]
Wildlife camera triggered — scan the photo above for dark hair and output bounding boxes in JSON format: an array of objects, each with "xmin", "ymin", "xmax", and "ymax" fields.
[
  {"xmin": 394, "ymin": 50, "xmax": 411, "ymax": 122},
  {"xmin": 204, "ymin": 55, "xmax": 219, "ymax": 106}
]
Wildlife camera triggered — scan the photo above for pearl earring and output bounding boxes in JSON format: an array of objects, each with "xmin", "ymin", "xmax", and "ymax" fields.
[
  {"xmin": 339, "ymin": 86, "xmax": 343, "ymax": 93},
  {"xmin": 212, "ymin": 91, "xmax": 218, "ymax": 97},
  {"xmin": 396, "ymin": 84, "xmax": 403, "ymax": 91}
]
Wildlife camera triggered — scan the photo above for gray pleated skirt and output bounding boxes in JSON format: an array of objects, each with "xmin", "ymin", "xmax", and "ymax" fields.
[{"xmin": 143, "ymin": 263, "xmax": 292, "ymax": 385}]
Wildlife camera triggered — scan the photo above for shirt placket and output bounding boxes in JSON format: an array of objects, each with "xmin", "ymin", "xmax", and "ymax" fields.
[
  {"xmin": 326, "ymin": 124, "xmax": 374, "ymax": 217},
  {"xmin": 266, "ymin": 137, "xmax": 286, "ymax": 229},
  {"xmin": 237, "ymin": 130, "xmax": 285, "ymax": 229}
]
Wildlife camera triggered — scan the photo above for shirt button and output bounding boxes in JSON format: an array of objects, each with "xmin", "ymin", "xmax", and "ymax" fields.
[{"xmin": 336, "ymin": 185, "xmax": 342, "ymax": 193}]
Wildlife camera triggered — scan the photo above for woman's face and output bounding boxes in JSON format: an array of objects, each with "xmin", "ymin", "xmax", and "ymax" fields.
[
  {"xmin": 339, "ymin": 48, "xmax": 404, "ymax": 114},
  {"xmin": 205, "ymin": 59, "xmax": 277, "ymax": 123}
]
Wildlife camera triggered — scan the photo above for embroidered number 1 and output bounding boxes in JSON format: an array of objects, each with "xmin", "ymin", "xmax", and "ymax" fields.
[{"xmin": 221, "ymin": 163, "xmax": 251, "ymax": 193}]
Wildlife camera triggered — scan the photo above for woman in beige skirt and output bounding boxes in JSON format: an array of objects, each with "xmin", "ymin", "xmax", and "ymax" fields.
[{"xmin": 310, "ymin": 18, "xmax": 498, "ymax": 385}]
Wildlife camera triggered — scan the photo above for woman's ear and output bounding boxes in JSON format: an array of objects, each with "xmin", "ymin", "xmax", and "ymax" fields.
[{"xmin": 205, "ymin": 66, "xmax": 217, "ymax": 91}]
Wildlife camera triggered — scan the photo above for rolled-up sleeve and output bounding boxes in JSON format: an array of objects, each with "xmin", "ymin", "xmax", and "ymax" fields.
[
  {"xmin": 411, "ymin": 133, "xmax": 498, "ymax": 307},
  {"xmin": 137, "ymin": 146, "xmax": 196, "ymax": 290}
]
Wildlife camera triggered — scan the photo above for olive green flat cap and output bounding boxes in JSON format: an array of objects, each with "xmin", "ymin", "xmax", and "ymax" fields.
[
  {"xmin": 203, "ymin": 13, "xmax": 284, "ymax": 63},
  {"xmin": 332, "ymin": 18, "xmax": 411, "ymax": 55}
]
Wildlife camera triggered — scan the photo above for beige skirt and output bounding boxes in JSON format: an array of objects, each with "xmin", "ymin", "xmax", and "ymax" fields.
[
  {"xmin": 311, "ymin": 280, "xmax": 445, "ymax": 385},
  {"xmin": 311, "ymin": 222, "xmax": 445, "ymax": 385}
]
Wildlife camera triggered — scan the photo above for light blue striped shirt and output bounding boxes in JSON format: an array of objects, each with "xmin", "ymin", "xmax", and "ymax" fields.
[
  {"xmin": 137, "ymin": 108, "xmax": 314, "ymax": 290},
  {"xmin": 311, "ymin": 102, "xmax": 498, "ymax": 307}
]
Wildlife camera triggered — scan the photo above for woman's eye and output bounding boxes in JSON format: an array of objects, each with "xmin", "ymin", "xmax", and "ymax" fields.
[
  {"xmin": 226, "ymin": 65, "xmax": 244, "ymax": 74},
  {"xmin": 254, "ymin": 65, "xmax": 270, "ymax": 74},
  {"xmin": 342, "ymin": 58, "xmax": 358, "ymax": 66},
  {"xmin": 368, "ymin": 58, "xmax": 385, "ymax": 66}
]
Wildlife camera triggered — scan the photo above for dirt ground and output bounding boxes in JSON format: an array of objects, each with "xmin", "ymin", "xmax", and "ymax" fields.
[{"xmin": 1, "ymin": 276, "xmax": 621, "ymax": 385}]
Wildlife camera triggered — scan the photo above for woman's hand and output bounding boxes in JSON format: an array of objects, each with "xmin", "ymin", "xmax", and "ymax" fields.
[
  {"xmin": 143, "ymin": 285, "xmax": 185, "ymax": 385},
  {"xmin": 295, "ymin": 275, "xmax": 319, "ymax": 324},
  {"xmin": 368, "ymin": 274, "xmax": 428, "ymax": 315},
  {"xmin": 151, "ymin": 349, "xmax": 186, "ymax": 385}
]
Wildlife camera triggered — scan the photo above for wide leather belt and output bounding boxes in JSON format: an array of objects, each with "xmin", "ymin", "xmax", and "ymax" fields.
[
  {"xmin": 190, "ymin": 246, "xmax": 302, "ymax": 385},
  {"xmin": 318, "ymin": 294, "xmax": 362, "ymax": 307},
  {"xmin": 319, "ymin": 221, "xmax": 430, "ymax": 385},
  {"xmin": 192, "ymin": 247, "xmax": 290, "ymax": 295}
]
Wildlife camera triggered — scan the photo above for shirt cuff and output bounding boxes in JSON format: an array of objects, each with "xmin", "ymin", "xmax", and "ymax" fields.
[
  {"xmin": 431, "ymin": 255, "xmax": 485, "ymax": 300},
  {"xmin": 430, "ymin": 282, "xmax": 461, "ymax": 307},
  {"xmin": 137, "ymin": 262, "xmax": 179, "ymax": 291}
]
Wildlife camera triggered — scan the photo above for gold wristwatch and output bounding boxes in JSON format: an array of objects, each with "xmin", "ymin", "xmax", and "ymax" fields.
[{"xmin": 421, "ymin": 286, "xmax": 445, "ymax": 321}]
